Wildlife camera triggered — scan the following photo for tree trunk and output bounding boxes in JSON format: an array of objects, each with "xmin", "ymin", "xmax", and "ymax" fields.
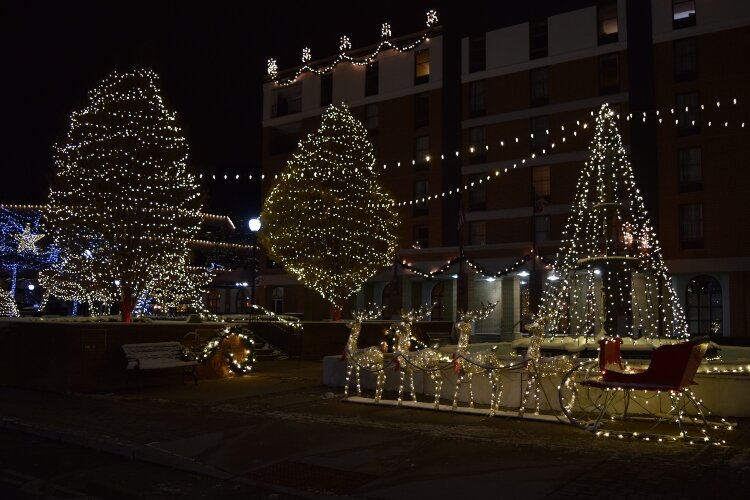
[
  {"xmin": 120, "ymin": 287, "xmax": 135, "ymax": 323},
  {"xmin": 329, "ymin": 303, "xmax": 342, "ymax": 321}
]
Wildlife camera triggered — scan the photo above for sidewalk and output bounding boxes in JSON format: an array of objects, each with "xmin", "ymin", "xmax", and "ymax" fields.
[{"xmin": 3, "ymin": 359, "xmax": 750, "ymax": 499}]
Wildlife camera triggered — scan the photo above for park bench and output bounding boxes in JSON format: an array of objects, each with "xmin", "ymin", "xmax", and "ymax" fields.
[{"xmin": 122, "ymin": 341, "xmax": 198, "ymax": 386}]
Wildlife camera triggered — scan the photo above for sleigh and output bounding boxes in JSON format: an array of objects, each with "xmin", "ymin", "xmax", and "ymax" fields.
[{"xmin": 558, "ymin": 336, "xmax": 732, "ymax": 443}]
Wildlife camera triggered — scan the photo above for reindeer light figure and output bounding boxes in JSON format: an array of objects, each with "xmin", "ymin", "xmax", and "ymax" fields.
[
  {"xmin": 343, "ymin": 306, "xmax": 386, "ymax": 402},
  {"xmin": 391, "ymin": 304, "xmax": 448, "ymax": 408},
  {"xmin": 451, "ymin": 302, "xmax": 505, "ymax": 415}
]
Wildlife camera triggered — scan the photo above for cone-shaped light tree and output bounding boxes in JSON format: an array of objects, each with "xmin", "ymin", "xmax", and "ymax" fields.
[
  {"xmin": 43, "ymin": 69, "xmax": 206, "ymax": 322},
  {"xmin": 261, "ymin": 104, "xmax": 400, "ymax": 320},
  {"xmin": 0, "ymin": 288, "xmax": 19, "ymax": 317},
  {"xmin": 536, "ymin": 104, "xmax": 688, "ymax": 340}
]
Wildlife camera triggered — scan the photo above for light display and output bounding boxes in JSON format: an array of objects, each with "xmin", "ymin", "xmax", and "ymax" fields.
[
  {"xmin": 268, "ymin": 11, "xmax": 438, "ymax": 86},
  {"xmin": 536, "ymin": 104, "xmax": 687, "ymax": 340},
  {"xmin": 0, "ymin": 288, "xmax": 19, "ymax": 317},
  {"xmin": 192, "ymin": 325, "xmax": 256, "ymax": 376},
  {"xmin": 452, "ymin": 302, "xmax": 502, "ymax": 413},
  {"xmin": 390, "ymin": 304, "xmax": 448, "ymax": 408},
  {"xmin": 260, "ymin": 104, "xmax": 400, "ymax": 320},
  {"xmin": 43, "ymin": 69, "xmax": 209, "ymax": 322},
  {"xmin": 343, "ymin": 306, "xmax": 385, "ymax": 402},
  {"xmin": 0, "ymin": 208, "xmax": 56, "ymax": 300}
]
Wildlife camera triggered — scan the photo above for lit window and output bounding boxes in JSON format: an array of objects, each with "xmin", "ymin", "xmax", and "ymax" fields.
[
  {"xmin": 673, "ymin": 0, "xmax": 696, "ymax": 29},
  {"xmin": 598, "ymin": 2, "xmax": 619, "ymax": 44},
  {"xmin": 415, "ymin": 49, "xmax": 430, "ymax": 84}
]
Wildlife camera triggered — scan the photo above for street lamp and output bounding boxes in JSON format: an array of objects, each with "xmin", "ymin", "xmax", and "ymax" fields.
[{"xmin": 248, "ymin": 217, "xmax": 261, "ymax": 309}]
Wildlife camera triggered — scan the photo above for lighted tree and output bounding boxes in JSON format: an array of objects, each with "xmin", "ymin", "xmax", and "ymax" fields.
[
  {"xmin": 0, "ymin": 288, "xmax": 19, "ymax": 317},
  {"xmin": 536, "ymin": 104, "xmax": 687, "ymax": 340},
  {"xmin": 261, "ymin": 104, "xmax": 400, "ymax": 320},
  {"xmin": 0, "ymin": 208, "xmax": 56, "ymax": 299},
  {"xmin": 44, "ymin": 69, "xmax": 206, "ymax": 322}
]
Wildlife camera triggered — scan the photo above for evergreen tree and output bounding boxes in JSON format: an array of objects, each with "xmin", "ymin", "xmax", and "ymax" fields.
[
  {"xmin": 261, "ymin": 104, "xmax": 400, "ymax": 320},
  {"xmin": 536, "ymin": 104, "xmax": 687, "ymax": 339},
  {"xmin": 44, "ymin": 69, "xmax": 206, "ymax": 322}
]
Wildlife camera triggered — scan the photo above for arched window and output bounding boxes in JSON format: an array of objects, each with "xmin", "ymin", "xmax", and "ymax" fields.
[{"xmin": 686, "ymin": 275, "xmax": 722, "ymax": 335}]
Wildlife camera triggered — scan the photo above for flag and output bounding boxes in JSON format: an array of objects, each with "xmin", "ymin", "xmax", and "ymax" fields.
[{"xmin": 457, "ymin": 206, "xmax": 465, "ymax": 231}]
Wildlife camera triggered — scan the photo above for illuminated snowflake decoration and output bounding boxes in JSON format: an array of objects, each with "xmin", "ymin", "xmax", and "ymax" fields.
[
  {"xmin": 339, "ymin": 35, "xmax": 351, "ymax": 51},
  {"xmin": 267, "ymin": 58, "xmax": 278, "ymax": 77},
  {"xmin": 13, "ymin": 224, "xmax": 44, "ymax": 254},
  {"xmin": 426, "ymin": 10, "xmax": 438, "ymax": 27},
  {"xmin": 381, "ymin": 23, "xmax": 392, "ymax": 39},
  {"xmin": 302, "ymin": 47, "xmax": 311, "ymax": 63}
]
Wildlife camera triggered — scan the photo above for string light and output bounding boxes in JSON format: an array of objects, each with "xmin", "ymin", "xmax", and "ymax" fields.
[
  {"xmin": 41, "ymin": 69, "xmax": 210, "ymax": 322},
  {"xmin": 535, "ymin": 104, "xmax": 688, "ymax": 341},
  {"xmin": 260, "ymin": 104, "xmax": 400, "ymax": 319},
  {"xmin": 268, "ymin": 11, "xmax": 438, "ymax": 86}
]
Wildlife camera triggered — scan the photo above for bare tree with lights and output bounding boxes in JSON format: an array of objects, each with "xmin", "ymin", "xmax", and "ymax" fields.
[
  {"xmin": 260, "ymin": 104, "xmax": 400, "ymax": 320},
  {"xmin": 536, "ymin": 104, "xmax": 687, "ymax": 341},
  {"xmin": 43, "ymin": 69, "xmax": 207, "ymax": 322}
]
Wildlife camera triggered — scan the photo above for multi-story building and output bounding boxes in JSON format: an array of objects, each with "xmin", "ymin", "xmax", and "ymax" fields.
[{"xmin": 259, "ymin": 0, "xmax": 750, "ymax": 338}]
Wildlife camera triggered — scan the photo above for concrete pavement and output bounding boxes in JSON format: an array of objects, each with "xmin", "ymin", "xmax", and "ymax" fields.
[{"xmin": 2, "ymin": 359, "xmax": 749, "ymax": 499}]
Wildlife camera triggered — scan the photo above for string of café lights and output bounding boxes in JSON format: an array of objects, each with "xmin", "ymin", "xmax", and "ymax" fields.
[{"xmin": 203, "ymin": 98, "xmax": 744, "ymax": 208}]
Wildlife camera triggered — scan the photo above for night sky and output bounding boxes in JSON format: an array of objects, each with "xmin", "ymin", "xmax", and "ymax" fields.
[{"xmin": 1, "ymin": 1, "xmax": 585, "ymax": 223}]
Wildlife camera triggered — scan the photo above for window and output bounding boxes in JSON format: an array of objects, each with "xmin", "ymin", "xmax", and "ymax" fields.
[
  {"xmin": 529, "ymin": 18, "xmax": 548, "ymax": 60},
  {"xmin": 530, "ymin": 116, "xmax": 549, "ymax": 152},
  {"xmin": 679, "ymin": 203, "xmax": 703, "ymax": 249},
  {"xmin": 469, "ymin": 174, "xmax": 486, "ymax": 211},
  {"xmin": 271, "ymin": 287, "xmax": 284, "ymax": 315},
  {"xmin": 273, "ymin": 85, "xmax": 302, "ymax": 117},
  {"xmin": 530, "ymin": 67, "xmax": 549, "ymax": 106},
  {"xmin": 365, "ymin": 104, "xmax": 378, "ymax": 133},
  {"xmin": 674, "ymin": 38, "xmax": 697, "ymax": 81},
  {"xmin": 414, "ymin": 92, "xmax": 429, "ymax": 128},
  {"xmin": 414, "ymin": 225, "xmax": 429, "ymax": 248},
  {"xmin": 415, "ymin": 49, "xmax": 430, "ymax": 85},
  {"xmin": 679, "ymin": 147, "xmax": 701, "ymax": 192},
  {"xmin": 469, "ymin": 221, "xmax": 486, "ymax": 246},
  {"xmin": 598, "ymin": 2, "xmax": 619, "ymax": 45},
  {"xmin": 535, "ymin": 215, "xmax": 551, "ymax": 242},
  {"xmin": 469, "ymin": 80, "xmax": 485, "ymax": 117},
  {"xmin": 533, "ymin": 166, "xmax": 550, "ymax": 213},
  {"xmin": 599, "ymin": 54, "xmax": 619, "ymax": 94},
  {"xmin": 320, "ymin": 74, "xmax": 332, "ymax": 107},
  {"xmin": 414, "ymin": 135, "xmax": 429, "ymax": 170},
  {"xmin": 469, "ymin": 35, "xmax": 486, "ymax": 73},
  {"xmin": 414, "ymin": 180, "xmax": 428, "ymax": 216},
  {"xmin": 469, "ymin": 126, "xmax": 486, "ymax": 164},
  {"xmin": 686, "ymin": 275, "xmax": 722, "ymax": 335},
  {"xmin": 365, "ymin": 62, "xmax": 379, "ymax": 96},
  {"xmin": 673, "ymin": 0, "xmax": 696, "ymax": 29},
  {"xmin": 676, "ymin": 92, "xmax": 700, "ymax": 135}
]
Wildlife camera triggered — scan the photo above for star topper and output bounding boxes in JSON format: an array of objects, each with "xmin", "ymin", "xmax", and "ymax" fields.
[{"xmin": 14, "ymin": 224, "xmax": 44, "ymax": 254}]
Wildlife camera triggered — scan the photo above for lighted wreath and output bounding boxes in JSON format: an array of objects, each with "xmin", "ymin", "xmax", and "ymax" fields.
[{"xmin": 193, "ymin": 325, "xmax": 256, "ymax": 375}]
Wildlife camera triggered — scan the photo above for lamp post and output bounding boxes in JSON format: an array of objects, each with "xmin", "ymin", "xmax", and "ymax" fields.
[{"xmin": 248, "ymin": 218, "xmax": 261, "ymax": 309}]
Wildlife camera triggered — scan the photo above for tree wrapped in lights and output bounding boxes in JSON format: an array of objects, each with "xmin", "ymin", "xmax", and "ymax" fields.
[
  {"xmin": 0, "ymin": 288, "xmax": 19, "ymax": 317},
  {"xmin": 0, "ymin": 208, "xmax": 56, "ymax": 300},
  {"xmin": 261, "ymin": 104, "xmax": 400, "ymax": 320},
  {"xmin": 536, "ymin": 104, "xmax": 687, "ymax": 340},
  {"xmin": 44, "ymin": 69, "xmax": 207, "ymax": 322}
]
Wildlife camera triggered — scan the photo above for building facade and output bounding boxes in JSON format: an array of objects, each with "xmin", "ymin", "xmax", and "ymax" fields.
[{"xmin": 259, "ymin": 0, "xmax": 750, "ymax": 338}]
